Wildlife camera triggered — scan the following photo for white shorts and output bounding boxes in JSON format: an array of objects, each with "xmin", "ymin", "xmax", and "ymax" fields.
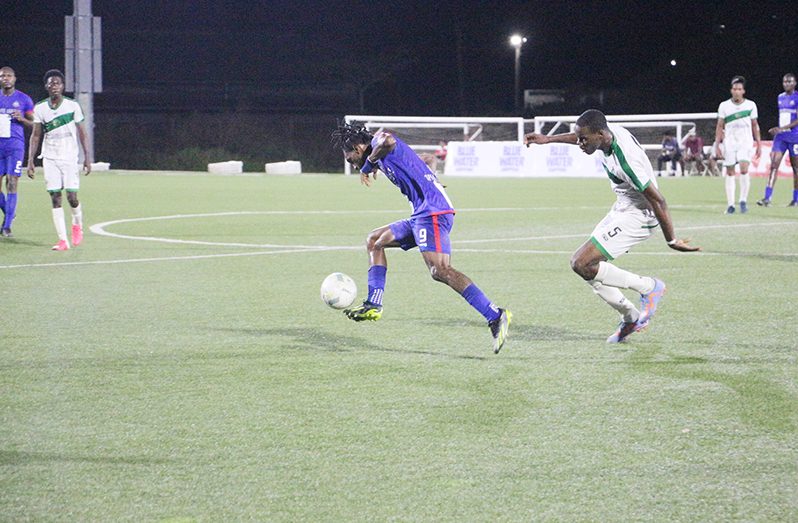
[
  {"xmin": 43, "ymin": 158, "xmax": 80, "ymax": 192},
  {"xmin": 721, "ymin": 141, "xmax": 753, "ymax": 167},
  {"xmin": 590, "ymin": 208, "xmax": 659, "ymax": 261}
]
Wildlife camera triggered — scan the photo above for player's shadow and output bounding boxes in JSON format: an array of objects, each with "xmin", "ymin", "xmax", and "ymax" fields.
[
  {"xmin": 212, "ymin": 327, "xmax": 490, "ymax": 360},
  {"xmin": 0, "ymin": 237, "xmax": 49, "ymax": 247},
  {"xmin": 414, "ymin": 318, "xmax": 596, "ymax": 343},
  {"xmin": 0, "ymin": 449, "xmax": 174, "ymax": 466},
  {"xmin": 736, "ymin": 252, "xmax": 798, "ymax": 264}
]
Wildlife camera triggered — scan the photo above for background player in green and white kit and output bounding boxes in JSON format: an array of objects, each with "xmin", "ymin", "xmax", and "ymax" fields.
[
  {"xmin": 26, "ymin": 70, "xmax": 91, "ymax": 251},
  {"xmin": 525, "ymin": 109, "xmax": 700, "ymax": 343},
  {"xmin": 715, "ymin": 76, "xmax": 762, "ymax": 214}
]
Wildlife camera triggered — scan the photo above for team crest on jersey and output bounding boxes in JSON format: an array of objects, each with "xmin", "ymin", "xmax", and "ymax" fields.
[{"xmin": 12, "ymin": 101, "xmax": 19, "ymax": 108}]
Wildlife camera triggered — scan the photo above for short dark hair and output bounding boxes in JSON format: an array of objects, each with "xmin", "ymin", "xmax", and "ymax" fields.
[
  {"xmin": 43, "ymin": 69, "xmax": 65, "ymax": 84},
  {"xmin": 784, "ymin": 73, "xmax": 796, "ymax": 81},
  {"xmin": 731, "ymin": 75, "xmax": 746, "ymax": 87},
  {"xmin": 331, "ymin": 121, "xmax": 373, "ymax": 152},
  {"xmin": 575, "ymin": 109, "xmax": 609, "ymax": 133}
]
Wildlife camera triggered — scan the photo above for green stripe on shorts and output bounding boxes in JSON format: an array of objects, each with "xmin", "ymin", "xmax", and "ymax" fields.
[{"xmin": 590, "ymin": 236, "xmax": 614, "ymax": 261}]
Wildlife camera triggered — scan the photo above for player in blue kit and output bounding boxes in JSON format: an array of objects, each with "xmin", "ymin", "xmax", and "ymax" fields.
[
  {"xmin": 0, "ymin": 67, "xmax": 34, "ymax": 237},
  {"xmin": 757, "ymin": 73, "xmax": 798, "ymax": 207},
  {"xmin": 331, "ymin": 122, "xmax": 511, "ymax": 353}
]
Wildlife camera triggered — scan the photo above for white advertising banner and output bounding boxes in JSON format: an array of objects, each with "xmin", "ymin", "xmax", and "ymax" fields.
[
  {"xmin": 443, "ymin": 141, "xmax": 605, "ymax": 178},
  {"xmin": 745, "ymin": 141, "xmax": 796, "ymax": 178}
]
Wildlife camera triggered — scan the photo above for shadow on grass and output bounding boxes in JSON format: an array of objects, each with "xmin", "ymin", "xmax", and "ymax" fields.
[
  {"xmin": 0, "ymin": 237, "xmax": 50, "ymax": 248},
  {"xmin": 413, "ymin": 317, "xmax": 597, "ymax": 343},
  {"xmin": 212, "ymin": 327, "xmax": 490, "ymax": 360},
  {"xmin": 625, "ymin": 345, "xmax": 798, "ymax": 434},
  {"xmin": 710, "ymin": 251, "xmax": 798, "ymax": 264},
  {"xmin": 0, "ymin": 449, "xmax": 174, "ymax": 466}
]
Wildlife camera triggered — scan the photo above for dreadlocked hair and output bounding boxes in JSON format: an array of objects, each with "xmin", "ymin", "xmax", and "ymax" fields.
[{"xmin": 331, "ymin": 121, "xmax": 374, "ymax": 152}]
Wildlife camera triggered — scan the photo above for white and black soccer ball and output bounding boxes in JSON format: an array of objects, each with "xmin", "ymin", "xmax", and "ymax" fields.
[{"xmin": 320, "ymin": 272, "xmax": 358, "ymax": 309}]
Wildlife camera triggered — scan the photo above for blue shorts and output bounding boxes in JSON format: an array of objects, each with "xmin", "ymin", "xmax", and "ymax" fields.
[
  {"xmin": 772, "ymin": 132, "xmax": 798, "ymax": 156},
  {"xmin": 0, "ymin": 147, "xmax": 24, "ymax": 177},
  {"xmin": 389, "ymin": 212, "xmax": 454, "ymax": 254}
]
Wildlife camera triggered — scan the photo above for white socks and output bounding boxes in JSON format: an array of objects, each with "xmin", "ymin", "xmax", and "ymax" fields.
[
  {"xmin": 595, "ymin": 261, "xmax": 656, "ymax": 294},
  {"xmin": 587, "ymin": 262, "xmax": 657, "ymax": 322},
  {"xmin": 51, "ymin": 207, "xmax": 67, "ymax": 242},
  {"xmin": 739, "ymin": 173, "xmax": 750, "ymax": 203},
  {"xmin": 589, "ymin": 281, "xmax": 639, "ymax": 323},
  {"xmin": 725, "ymin": 174, "xmax": 737, "ymax": 206},
  {"xmin": 71, "ymin": 203, "xmax": 83, "ymax": 227},
  {"xmin": 725, "ymin": 173, "xmax": 750, "ymax": 205}
]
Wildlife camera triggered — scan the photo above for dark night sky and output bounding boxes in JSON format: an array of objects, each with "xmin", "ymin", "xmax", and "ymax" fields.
[{"xmin": 5, "ymin": 1, "xmax": 796, "ymax": 123}]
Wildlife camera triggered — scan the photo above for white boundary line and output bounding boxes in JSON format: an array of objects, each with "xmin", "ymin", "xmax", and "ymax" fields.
[{"xmin": 1, "ymin": 211, "xmax": 795, "ymax": 270}]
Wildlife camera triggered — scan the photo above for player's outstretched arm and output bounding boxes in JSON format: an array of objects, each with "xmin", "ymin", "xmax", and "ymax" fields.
[
  {"xmin": 642, "ymin": 184, "xmax": 701, "ymax": 252},
  {"xmin": 524, "ymin": 132, "xmax": 577, "ymax": 147},
  {"xmin": 769, "ymin": 116, "xmax": 798, "ymax": 137}
]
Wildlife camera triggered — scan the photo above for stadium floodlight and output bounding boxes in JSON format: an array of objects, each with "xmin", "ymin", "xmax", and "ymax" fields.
[
  {"xmin": 509, "ymin": 34, "xmax": 527, "ymax": 48},
  {"xmin": 510, "ymin": 34, "xmax": 527, "ymax": 113}
]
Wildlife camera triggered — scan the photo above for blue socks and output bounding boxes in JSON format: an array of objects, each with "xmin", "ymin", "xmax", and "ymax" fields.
[
  {"xmin": 765, "ymin": 186, "xmax": 773, "ymax": 200},
  {"xmin": 0, "ymin": 192, "xmax": 5, "ymax": 216},
  {"xmin": 3, "ymin": 193, "xmax": 16, "ymax": 230},
  {"xmin": 367, "ymin": 265, "xmax": 387, "ymax": 306},
  {"xmin": 765, "ymin": 187, "xmax": 798, "ymax": 202},
  {"xmin": 462, "ymin": 283, "xmax": 501, "ymax": 322},
  {"xmin": 365, "ymin": 268, "xmax": 500, "ymax": 322}
]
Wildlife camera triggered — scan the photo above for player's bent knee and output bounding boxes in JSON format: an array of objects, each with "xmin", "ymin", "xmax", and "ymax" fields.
[
  {"xmin": 428, "ymin": 264, "xmax": 449, "ymax": 283},
  {"xmin": 570, "ymin": 256, "xmax": 594, "ymax": 280},
  {"xmin": 365, "ymin": 231, "xmax": 381, "ymax": 251}
]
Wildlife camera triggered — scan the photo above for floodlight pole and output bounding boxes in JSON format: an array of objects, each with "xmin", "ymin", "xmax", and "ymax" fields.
[
  {"xmin": 65, "ymin": 0, "xmax": 102, "ymax": 163},
  {"xmin": 510, "ymin": 35, "xmax": 527, "ymax": 114}
]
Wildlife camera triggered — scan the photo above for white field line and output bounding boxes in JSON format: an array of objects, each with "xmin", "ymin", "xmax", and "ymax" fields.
[
  {"xmin": 2, "ymin": 211, "xmax": 795, "ymax": 270},
  {"xmin": 0, "ymin": 247, "xmax": 350, "ymax": 270}
]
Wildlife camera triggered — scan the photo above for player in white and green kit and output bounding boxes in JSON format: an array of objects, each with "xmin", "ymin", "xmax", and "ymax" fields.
[
  {"xmin": 525, "ymin": 110, "xmax": 700, "ymax": 343},
  {"xmin": 26, "ymin": 69, "xmax": 91, "ymax": 251},
  {"xmin": 715, "ymin": 76, "xmax": 762, "ymax": 214}
]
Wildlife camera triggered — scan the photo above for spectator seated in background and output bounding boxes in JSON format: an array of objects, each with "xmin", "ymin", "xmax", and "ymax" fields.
[
  {"xmin": 657, "ymin": 131, "xmax": 683, "ymax": 176},
  {"xmin": 706, "ymin": 140, "xmax": 723, "ymax": 176},
  {"xmin": 682, "ymin": 133, "xmax": 707, "ymax": 175}
]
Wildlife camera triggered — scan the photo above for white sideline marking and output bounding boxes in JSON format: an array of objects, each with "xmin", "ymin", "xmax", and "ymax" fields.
[
  {"xmin": 3, "ymin": 211, "xmax": 796, "ymax": 270},
  {"xmin": 0, "ymin": 247, "xmax": 344, "ymax": 270}
]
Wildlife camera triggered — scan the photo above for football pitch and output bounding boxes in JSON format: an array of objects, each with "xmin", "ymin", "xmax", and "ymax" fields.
[{"xmin": 2, "ymin": 171, "xmax": 797, "ymax": 521}]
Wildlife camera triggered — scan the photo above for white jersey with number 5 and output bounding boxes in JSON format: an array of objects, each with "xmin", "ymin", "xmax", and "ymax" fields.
[
  {"xmin": 601, "ymin": 125, "xmax": 658, "ymax": 214},
  {"xmin": 717, "ymin": 98, "xmax": 757, "ymax": 146}
]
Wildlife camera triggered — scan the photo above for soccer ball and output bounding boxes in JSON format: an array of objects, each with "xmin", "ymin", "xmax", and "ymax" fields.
[{"xmin": 320, "ymin": 272, "xmax": 358, "ymax": 309}]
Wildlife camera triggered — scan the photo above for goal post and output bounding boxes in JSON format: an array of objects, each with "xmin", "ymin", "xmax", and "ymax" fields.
[
  {"xmin": 340, "ymin": 112, "xmax": 723, "ymax": 177},
  {"xmin": 532, "ymin": 112, "xmax": 719, "ymax": 151},
  {"xmin": 342, "ymin": 115, "xmax": 525, "ymax": 175}
]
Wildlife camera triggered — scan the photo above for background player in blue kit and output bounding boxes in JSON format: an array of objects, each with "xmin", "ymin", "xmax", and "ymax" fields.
[
  {"xmin": 331, "ymin": 122, "xmax": 511, "ymax": 354},
  {"xmin": 757, "ymin": 73, "xmax": 798, "ymax": 207},
  {"xmin": 0, "ymin": 66, "xmax": 34, "ymax": 237}
]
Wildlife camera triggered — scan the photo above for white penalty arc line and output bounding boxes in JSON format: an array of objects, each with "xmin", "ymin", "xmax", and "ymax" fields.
[
  {"xmin": 3, "ymin": 213, "xmax": 795, "ymax": 271},
  {"xmin": 91, "ymin": 211, "xmax": 798, "ymax": 248}
]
